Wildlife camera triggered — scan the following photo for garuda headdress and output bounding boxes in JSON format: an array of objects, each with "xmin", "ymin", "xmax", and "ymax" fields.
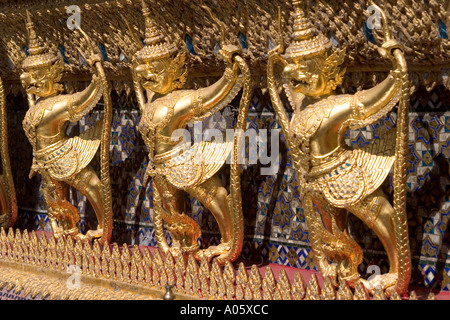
[
  {"xmin": 284, "ymin": 0, "xmax": 332, "ymax": 60},
  {"xmin": 283, "ymin": 0, "xmax": 346, "ymax": 91},
  {"xmin": 136, "ymin": 0, "xmax": 179, "ymax": 61},
  {"xmin": 22, "ymin": 10, "xmax": 60, "ymax": 70}
]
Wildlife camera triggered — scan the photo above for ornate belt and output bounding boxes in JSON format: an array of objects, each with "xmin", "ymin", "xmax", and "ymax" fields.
[
  {"xmin": 34, "ymin": 139, "xmax": 70, "ymax": 164},
  {"xmin": 307, "ymin": 147, "xmax": 351, "ymax": 180}
]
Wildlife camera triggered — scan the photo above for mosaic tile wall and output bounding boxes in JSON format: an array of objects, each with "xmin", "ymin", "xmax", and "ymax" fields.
[{"xmin": 6, "ymin": 84, "xmax": 450, "ymax": 291}]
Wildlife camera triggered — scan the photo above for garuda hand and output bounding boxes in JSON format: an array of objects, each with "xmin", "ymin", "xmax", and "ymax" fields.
[{"xmin": 219, "ymin": 44, "xmax": 242, "ymax": 66}]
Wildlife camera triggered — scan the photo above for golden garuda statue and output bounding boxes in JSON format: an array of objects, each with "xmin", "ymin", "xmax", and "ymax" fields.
[
  {"xmin": 20, "ymin": 11, "xmax": 113, "ymax": 242},
  {"xmin": 267, "ymin": 1, "xmax": 411, "ymax": 296},
  {"xmin": 0, "ymin": 75, "xmax": 17, "ymax": 229},
  {"xmin": 129, "ymin": 1, "xmax": 252, "ymax": 263}
]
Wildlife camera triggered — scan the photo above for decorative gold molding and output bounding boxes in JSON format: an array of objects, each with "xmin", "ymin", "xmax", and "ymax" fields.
[{"xmin": 0, "ymin": 227, "xmax": 436, "ymax": 300}]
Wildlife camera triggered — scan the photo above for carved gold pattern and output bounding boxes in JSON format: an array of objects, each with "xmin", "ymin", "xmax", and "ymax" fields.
[{"xmin": 0, "ymin": 227, "xmax": 433, "ymax": 300}]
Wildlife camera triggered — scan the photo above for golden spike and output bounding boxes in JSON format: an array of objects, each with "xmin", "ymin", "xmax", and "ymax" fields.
[
  {"xmin": 199, "ymin": 256, "xmax": 210, "ymax": 298},
  {"xmin": 184, "ymin": 270, "xmax": 193, "ymax": 295},
  {"xmin": 83, "ymin": 239, "xmax": 93, "ymax": 255},
  {"xmin": 93, "ymin": 240, "xmax": 102, "ymax": 257},
  {"xmin": 132, "ymin": 245, "xmax": 143, "ymax": 262},
  {"xmin": 105, "ymin": 257, "xmax": 113, "ymax": 280},
  {"xmin": 160, "ymin": 265, "xmax": 169, "ymax": 288},
  {"xmin": 136, "ymin": 260, "xmax": 145, "ymax": 285},
  {"xmin": 151, "ymin": 260, "xmax": 161, "ymax": 289},
  {"xmin": 61, "ymin": 250, "xmax": 69, "ymax": 272},
  {"xmin": 0, "ymin": 228, "xmax": 6, "ymax": 258},
  {"xmin": 427, "ymin": 292, "xmax": 436, "ymax": 300},
  {"xmin": 12, "ymin": 229, "xmax": 21, "ymax": 262},
  {"xmin": 336, "ymin": 278, "xmax": 353, "ymax": 300},
  {"xmin": 111, "ymin": 242, "xmax": 120, "ymax": 259},
  {"xmin": 55, "ymin": 237, "xmax": 65, "ymax": 270},
  {"xmin": 209, "ymin": 274, "xmax": 218, "ymax": 300},
  {"xmin": 409, "ymin": 290, "xmax": 417, "ymax": 300},
  {"xmin": 353, "ymin": 281, "xmax": 369, "ymax": 300},
  {"xmin": 244, "ymin": 283, "xmax": 253, "ymax": 300},
  {"xmin": 0, "ymin": 236, "xmax": 6, "ymax": 259},
  {"xmin": 121, "ymin": 243, "xmax": 131, "ymax": 263},
  {"xmin": 48, "ymin": 233, "xmax": 56, "ymax": 248},
  {"xmin": 27, "ymin": 279, "xmax": 40, "ymax": 300},
  {"xmin": 199, "ymin": 256, "xmax": 211, "ymax": 279},
  {"xmin": 101, "ymin": 251, "xmax": 110, "ymax": 278},
  {"xmin": 48, "ymin": 247, "xmax": 57, "ymax": 270},
  {"xmin": 37, "ymin": 235, "xmax": 46, "ymax": 267},
  {"xmin": 7, "ymin": 227, "xmax": 14, "ymax": 241},
  {"xmin": 249, "ymin": 264, "xmax": 262, "ymax": 299},
  {"xmin": 153, "ymin": 248, "xmax": 164, "ymax": 268},
  {"xmin": 130, "ymin": 260, "xmax": 138, "ymax": 285},
  {"xmin": 373, "ymin": 287, "xmax": 387, "ymax": 300},
  {"xmin": 211, "ymin": 258, "xmax": 223, "ymax": 279},
  {"xmin": 23, "ymin": 282, "xmax": 33, "ymax": 298},
  {"xmin": 102, "ymin": 240, "xmax": 111, "ymax": 257},
  {"xmin": 225, "ymin": 277, "xmax": 235, "ymax": 300},
  {"xmin": 144, "ymin": 261, "xmax": 153, "ymax": 287},
  {"xmin": 236, "ymin": 262, "xmax": 248, "ymax": 287},
  {"xmin": 192, "ymin": 271, "xmax": 201, "ymax": 297},
  {"xmin": 28, "ymin": 242, "xmax": 37, "ymax": 266},
  {"xmin": 74, "ymin": 238, "xmax": 84, "ymax": 271},
  {"xmin": 277, "ymin": 269, "xmax": 292, "ymax": 300},
  {"xmin": 236, "ymin": 283, "xmax": 244, "ymax": 300},
  {"xmin": 111, "ymin": 258, "xmax": 120, "ymax": 281},
  {"xmin": 116, "ymin": 258, "xmax": 124, "ymax": 282},
  {"xmin": 174, "ymin": 254, "xmax": 186, "ymax": 293},
  {"xmin": 93, "ymin": 256, "xmax": 101, "ymax": 277},
  {"xmin": 273, "ymin": 287, "xmax": 282, "ymax": 300},
  {"xmin": 122, "ymin": 257, "xmax": 130, "ymax": 283},
  {"xmin": 264, "ymin": 266, "xmax": 275, "ymax": 289},
  {"xmin": 6, "ymin": 281, "xmax": 15, "ymax": 292},
  {"xmin": 164, "ymin": 250, "xmax": 176, "ymax": 286},
  {"xmin": 14, "ymin": 281, "xmax": 23, "ymax": 295},
  {"xmin": 186, "ymin": 254, "xmax": 199, "ymax": 294},
  {"xmin": 65, "ymin": 235, "xmax": 74, "ymax": 253},
  {"xmin": 187, "ymin": 254, "xmax": 199, "ymax": 274},
  {"xmin": 223, "ymin": 260, "xmax": 235, "ymax": 282},
  {"xmin": 14, "ymin": 228, "xmax": 22, "ymax": 243},
  {"xmin": 262, "ymin": 266, "xmax": 275, "ymax": 295},
  {"xmin": 88, "ymin": 252, "xmax": 96, "ymax": 276},
  {"xmin": 216, "ymin": 272, "xmax": 226, "ymax": 300},
  {"xmin": 7, "ymin": 227, "xmax": 14, "ymax": 258},
  {"xmin": 143, "ymin": 247, "xmax": 153, "ymax": 266},
  {"xmin": 0, "ymin": 276, "xmax": 8, "ymax": 290},
  {"xmin": 30, "ymin": 230, "xmax": 38, "ymax": 244},
  {"xmin": 263, "ymin": 283, "xmax": 273, "ymax": 300},
  {"xmin": 304, "ymin": 274, "xmax": 321, "ymax": 300},
  {"xmin": 390, "ymin": 290, "xmax": 402, "ymax": 300}
]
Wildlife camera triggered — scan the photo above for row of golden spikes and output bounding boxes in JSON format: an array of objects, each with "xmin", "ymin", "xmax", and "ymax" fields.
[{"xmin": 0, "ymin": 227, "xmax": 436, "ymax": 300}]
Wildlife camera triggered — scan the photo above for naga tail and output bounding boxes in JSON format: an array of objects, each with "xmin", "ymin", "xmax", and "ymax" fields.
[
  {"xmin": 391, "ymin": 51, "xmax": 411, "ymax": 296},
  {"xmin": 77, "ymin": 27, "xmax": 113, "ymax": 244},
  {"xmin": 216, "ymin": 54, "xmax": 251, "ymax": 264},
  {"xmin": 0, "ymin": 76, "xmax": 17, "ymax": 228}
]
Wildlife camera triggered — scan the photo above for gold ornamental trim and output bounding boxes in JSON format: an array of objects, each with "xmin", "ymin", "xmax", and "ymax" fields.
[{"xmin": 0, "ymin": 227, "xmax": 435, "ymax": 300}]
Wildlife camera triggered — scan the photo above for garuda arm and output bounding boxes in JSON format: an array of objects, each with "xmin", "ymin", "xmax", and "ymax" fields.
[
  {"xmin": 66, "ymin": 69, "xmax": 103, "ymax": 123},
  {"xmin": 348, "ymin": 41, "xmax": 407, "ymax": 129},
  {"xmin": 184, "ymin": 48, "xmax": 243, "ymax": 124}
]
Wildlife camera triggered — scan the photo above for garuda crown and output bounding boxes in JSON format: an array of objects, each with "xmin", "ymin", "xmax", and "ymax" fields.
[
  {"xmin": 136, "ymin": 0, "xmax": 179, "ymax": 62},
  {"xmin": 22, "ymin": 10, "xmax": 60, "ymax": 70},
  {"xmin": 284, "ymin": 0, "xmax": 332, "ymax": 60}
]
